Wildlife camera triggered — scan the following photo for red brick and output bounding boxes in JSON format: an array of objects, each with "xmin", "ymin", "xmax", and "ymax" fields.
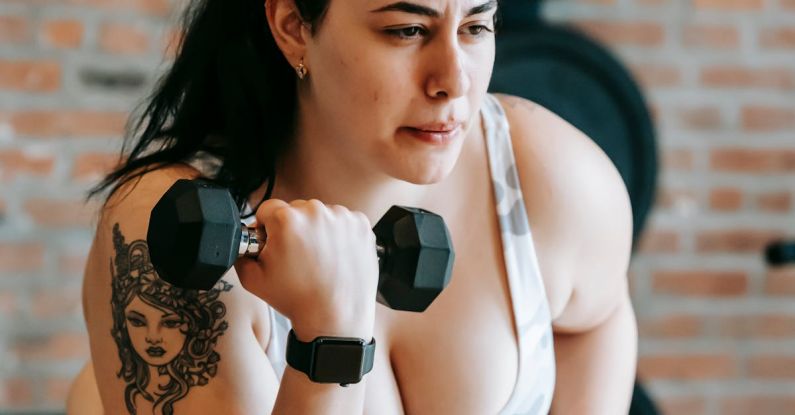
[
  {"xmin": 10, "ymin": 110, "xmax": 128, "ymax": 138},
  {"xmin": 41, "ymin": 19, "xmax": 84, "ymax": 49},
  {"xmin": 656, "ymin": 396, "xmax": 707, "ymax": 415},
  {"xmin": 719, "ymin": 396, "xmax": 795, "ymax": 415},
  {"xmin": 661, "ymin": 148, "xmax": 694, "ymax": 170},
  {"xmin": 72, "ymin": 152, "xmax": 121, "ymax": 181},
  {"xmin": 710, "ymin": 148, "xmax": 795, "ymax": 172},
  {"xmin": 684, "ymin": 24, "xmax": 740, "ymax": 48},
  {"xmin": 696, "ymin": 229, "xmax": 786, "ymax": 253},
  {"xmin": 0, "ymin": 59, "xmax": 61, "ymax": 92},
  {"xmin": 709, "ymin": 187, "xmax": 743, "ymax": 211},
  {"xmin": 782, "ymin": 0, "xmax": 795, "ymax": 10},
  {"xmin": 638, "ymin": 314, "xmax": 703, "ymax": 338},
  {"xmin": 0, "ymin": 242, "xmax": 44, "ymax": 272},
  {"xmin": 756, "ymin": 191, "xmax": 792, "ymax": 212},
  {"xmin": 655, "ymin": 187, "xmax": 698, "ymax": 210},
  {"xmin": 0, "ymin": 149, "xmax": 56, "ymax": 181},
  {"xmin": 573, "ymin": 20, "xmax": 665, "ymax": 47},
  {"xmin": 718, "ymin": 315, "xmax": 795, "ymax": 338},
  {"xmin": 676, "ymin": 106, "xmax": 722, "ymax": 130},
  {"xmin": 694, "ymin": 0, "xmax": 764, "ymax": 10},
  {"xmin": 13, "ymin": 332, "xmax": 90, "ymax": 361},
  {"xmin": 31, "ymin": 286, "xmax": 81, "ymax": 319},
  {"xmin": 99, "ymin": 22, "xmax": 150, "ymax": 55},
  {"xmin": 629, "ymin": 63, "xmax": 681, "ymax": 88},
  {"xmin": 0, "ymin": 15, "xmax": 30, "ymax": 44},
  {"xmin": 701, "ymin": 66, "xmax": 795, "ymax": 89},
  {"xmin": 747, "ymin": 355, "xmax": 795, "ymax": 378},
  {"xmin": 742, "ymin": 106, "xmax": 795, "ymax": 131},
  {"xmin": 765, "ymin": 267, "xmax": 795, "ymax": 296},
  {"xmin": 637, "ymin": 229, "xmax": 681, "ymax": 253},
  {"xmin": 24, "ymin": 198, "xmax": 99, "ymax": 228},
  {"xmin": 760, "ymin": 27, "xmax": 795, "ymax": 49},
  {"xmin": 638, "ymin": 353, "xmax": 737, "ymax": 379},
  {"xmin": 65, "ymin": 0, "xmax": 171, "ymax": 16},
  {"xmin": 652, "ymin": 270, "xmax": 748, "ymax": 297},
  {"xmin": 0, "ymin": 291, "xmax": 17, "ymax": 315},
  {"xmin": 59, "ymin": 253, "xmax": 88, "ymax": 275}
]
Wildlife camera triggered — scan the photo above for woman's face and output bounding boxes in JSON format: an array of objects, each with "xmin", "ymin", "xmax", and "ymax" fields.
[
  {"xmin": 301, "ymin": 0, "xmax": 497, "ymax": 183},
  {"xmin": 124, "ymin": 295, "xmax": 188, "ymax": 367}
]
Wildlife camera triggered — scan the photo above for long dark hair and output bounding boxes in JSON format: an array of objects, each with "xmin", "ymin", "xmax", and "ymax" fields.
[{"xmin": 87, "ymin": 0, "xmax": 332, "ymax": 216}]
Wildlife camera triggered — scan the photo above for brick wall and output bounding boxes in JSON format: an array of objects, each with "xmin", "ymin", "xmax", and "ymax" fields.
[
  {"xmin": 0, "ymin": 0, "xmax": 793, "ymax": 413},
  {"xmin": 0, "ymin": 0, "xmax": 179, "ymax": 411},
  {"xmin": 540, "ymin": 0, "xmax": 795, "ymax": 414}
]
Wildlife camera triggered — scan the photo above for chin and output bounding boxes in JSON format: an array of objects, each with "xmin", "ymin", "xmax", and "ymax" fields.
[{"xmin": 400, "ymin": 162, "xmax": 456, "ymax": 185}]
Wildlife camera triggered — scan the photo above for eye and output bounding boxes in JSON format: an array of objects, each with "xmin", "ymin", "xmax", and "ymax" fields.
[
  {"xmin": 385, "ymin": 25, "xmax": 427, "ymax": 40},
  {"xmin": 162, "ymin": 319, "xmax": 182, "ymax": 329},
  {"xmin": 126, "ymin": 316, "xmax": 146, "ymax": 327},
  {"xmin": 462, "ymin": 24, "xmax": 493, "ymax": 37}
]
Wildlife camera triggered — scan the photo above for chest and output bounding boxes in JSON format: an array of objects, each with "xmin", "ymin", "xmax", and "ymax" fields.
[{"xmin": 363, "ymin": 169, "xmax": 526, "ymax": 414}]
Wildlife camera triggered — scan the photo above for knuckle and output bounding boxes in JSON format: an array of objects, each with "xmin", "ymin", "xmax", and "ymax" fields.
[
  {"xmin": 273, "ymin": 206, "xmax": 296, "ymax": 225},
  {"xmin": 353, "ymin": 212, "xmax": 371, "ymax": 229}
]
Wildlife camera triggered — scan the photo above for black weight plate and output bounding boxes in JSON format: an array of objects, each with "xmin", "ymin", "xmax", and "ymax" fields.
[{"xmin": 490, "ymin": 22, "xmax": 659, "ymax": 249}]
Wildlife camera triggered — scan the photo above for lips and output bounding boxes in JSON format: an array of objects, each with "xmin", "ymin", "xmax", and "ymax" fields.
[
  {"xmin": 147, "ymin": 347, "xmax": 166, "ymax": 357},
  {"xmin": 402, "ymin": 125, "xmax": 461, "ymax": 145},
  {"xmin": 410, "ymin": 121, "xmax": 463, "ymax": 133}
]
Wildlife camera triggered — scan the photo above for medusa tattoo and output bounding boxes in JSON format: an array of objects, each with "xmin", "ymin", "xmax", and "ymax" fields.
[{"xmin": 110, "ymin": 223, "xmax": 232, "ymax": 415}]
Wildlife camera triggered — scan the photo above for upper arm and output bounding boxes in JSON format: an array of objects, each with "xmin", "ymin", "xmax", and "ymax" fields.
[
  {"xmin": 495, "ymin": 93, "xmax": 634, "ymax": 333},
  {"xmin": 82, "ymin": 166, "xmax": 279, "ymax": 414}
]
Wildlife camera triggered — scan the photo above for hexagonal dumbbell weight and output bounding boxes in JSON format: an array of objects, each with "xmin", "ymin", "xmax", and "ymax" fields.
[{"xmin": 147, "ymin": 179, "xmax": 455, "ymax": 312}]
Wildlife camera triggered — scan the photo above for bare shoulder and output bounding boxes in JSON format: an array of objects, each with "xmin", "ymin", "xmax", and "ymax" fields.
[
  {"xmin": 99, "ymin": 164, "xmax": 202, "ymax": 225},
  {"xmin": 492, "ymin": 93, "xmax": 633, "ymax": 332}
]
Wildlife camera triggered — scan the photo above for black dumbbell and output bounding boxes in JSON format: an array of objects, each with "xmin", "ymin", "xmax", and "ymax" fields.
[{"xmin": 147, "ymin": 179, "xmax": 455, "ymax": 312}]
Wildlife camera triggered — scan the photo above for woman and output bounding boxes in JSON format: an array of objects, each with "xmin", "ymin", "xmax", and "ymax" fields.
[
  {"xmin": 69, "ymin": 0, "xmax": 637, "ymax": 413},
  {"xmin": 109, "ymin": 224, "xmax": 232, "ymax": 415}
]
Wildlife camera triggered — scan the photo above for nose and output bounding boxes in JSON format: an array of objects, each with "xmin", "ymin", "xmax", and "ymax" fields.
[
  {"xmin": 146, "ymin": 327, "xmax": 162, "ymax": 345},
  {"xmin": 425, "ymin": 33, "xmax": 470, "ymax": 100}
]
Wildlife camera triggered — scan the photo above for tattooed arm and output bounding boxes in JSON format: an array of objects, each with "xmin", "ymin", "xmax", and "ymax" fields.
[
  {"xmin": 79, "ymin": 166, "xmax": 280, "ymax": 415},
  {"xmin": 78, "ymin": 166, "xmax": 377, "ymax": 415}
]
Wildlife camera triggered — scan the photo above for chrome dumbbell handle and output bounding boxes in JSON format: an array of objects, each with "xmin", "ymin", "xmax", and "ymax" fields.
[{"xmin": 238, "ymin": 225, "xmax": 262, "ymax": 257}]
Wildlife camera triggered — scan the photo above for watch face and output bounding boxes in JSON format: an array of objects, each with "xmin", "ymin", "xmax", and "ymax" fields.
[{"xmin": 312, "ymin": 338, "xmax": 366, "ymax": 384}]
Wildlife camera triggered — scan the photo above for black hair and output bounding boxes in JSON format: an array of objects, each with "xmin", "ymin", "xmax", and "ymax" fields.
[{"xmin": 87, "ymin": 0, "xmax": 333, "ymax": 217}]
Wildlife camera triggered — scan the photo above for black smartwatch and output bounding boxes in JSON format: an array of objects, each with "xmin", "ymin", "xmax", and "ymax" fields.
[{"xmin": 286, "ymin": 328, "xmax": 376, "ymax": 386}]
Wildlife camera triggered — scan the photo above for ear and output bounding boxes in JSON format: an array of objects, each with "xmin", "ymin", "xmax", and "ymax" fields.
[{"xmin": 265, "ymin": 0, "xmax": 312, "ymax": 68}]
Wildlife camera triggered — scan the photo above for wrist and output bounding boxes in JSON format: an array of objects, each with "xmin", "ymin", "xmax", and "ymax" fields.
[
  {"xmin": 286, "ymin": 327, "xmax": 376, "ymax": 386},
  {"xmin": 291, "ymin": 321, "xmax": 374, "ymax": 343}
]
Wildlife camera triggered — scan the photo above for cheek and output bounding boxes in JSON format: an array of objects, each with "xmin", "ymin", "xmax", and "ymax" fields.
[
  {"xmin": 163, "ymin": 327, "xmax": 187, "ymax": 345},
  {"xmin": 316, "ymin": 37, "xmax": 405, "ymax": 114},
  {"xmin": 127, "ymin": 326, "xmax": 147, "ymax": 346}
]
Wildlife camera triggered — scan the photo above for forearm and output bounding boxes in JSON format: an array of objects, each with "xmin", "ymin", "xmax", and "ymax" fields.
[
  {"xmin": 549, "ymin": 293, "xmax": 637, "ymax": 415},
  {"xmin": 271, "ymin": 322, "xmax": 375, "ymax": 415}
]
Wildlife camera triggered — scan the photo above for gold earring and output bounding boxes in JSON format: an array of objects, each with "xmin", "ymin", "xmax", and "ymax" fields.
[{"xmin": 295, "ymin": 58, "xmax": 307, "ymax": 80}]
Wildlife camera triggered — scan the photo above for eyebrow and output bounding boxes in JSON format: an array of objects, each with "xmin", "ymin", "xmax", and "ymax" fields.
[
  {"xmin": 126, "ymin": 310, "xmax": 145, "ymax": 319},
  {"xmin": 371, "ymin": 0, "xmax": 498, "ymax": 18}
]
